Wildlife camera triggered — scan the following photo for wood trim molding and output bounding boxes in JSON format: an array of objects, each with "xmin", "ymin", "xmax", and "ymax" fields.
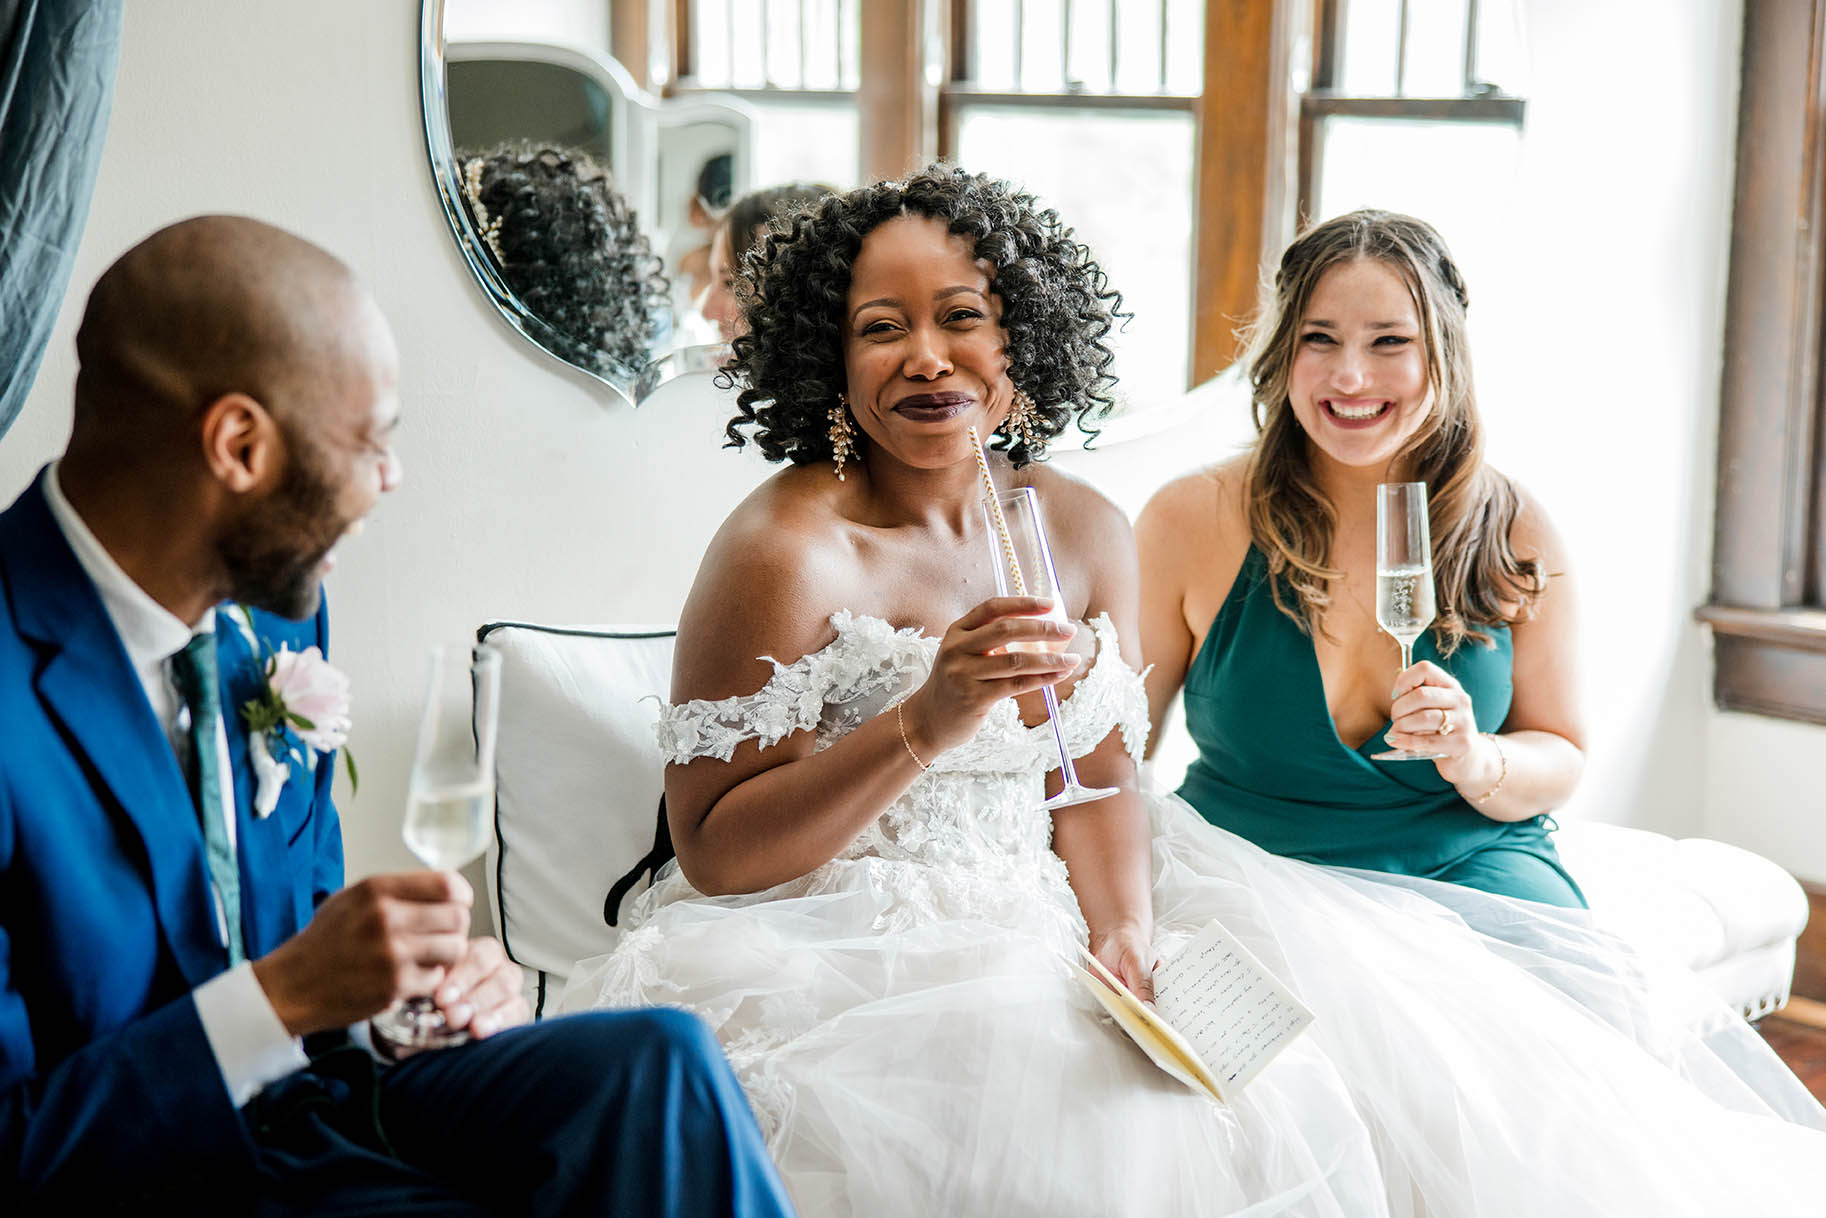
[
  {"xmin": 940, "ymin": 88, "xmax": 1197, "ymax": 111},
  {"xmin": 1299, "ymin": 93, "xmax": 1525, "ymax": 123},
  {"xmin": 1708, "ymin": 635, "xmax": 1826, "ymax": 726},
  {"xmin": 672, "ymin": 0, "xmax": 692, "ymax": 87},
  {"xmin": 1190, "ymin": 0, "xmax": 1297, "ymax": 386},
  {"xmin": 935, "ymin": 0, "xmax": 970, "ymax": 160},
  {"xmin": 1703, "ymin": 0, "xmax": 1826, "ymax": 725},
  {"xmin": 1711, "ymin": 0, "xmax": 1826, "ymax": 610},
  {"xmin": 858, "ymin": 0, "xmax": 940, "ymax": 182},
  {"xmin": 611, "ymin": 0, "xmax": 652, "ymax": 91},
  {"xmin": 1696, "ymin": 604, "xmax": 1826, "ymax": 651},
  {"xmin": 1295, "ymin": 0, "xmax": 1339, "ymax": 224},
  {"xmin": 1794, "ymin": 880, "xmax": 1826, "ymax": 1002}
]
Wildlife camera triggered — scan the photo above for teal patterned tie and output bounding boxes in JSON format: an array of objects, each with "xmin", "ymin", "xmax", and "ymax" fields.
[{"xmin": 172, "ymin": 631, "xmax": 245, "ymax": 964}]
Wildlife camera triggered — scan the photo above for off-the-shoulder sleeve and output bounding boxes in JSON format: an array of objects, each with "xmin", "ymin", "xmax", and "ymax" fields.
[
  {"xmin": 1056, "ymin": 614, "xmax": 1151, "ymax": 765},
  {"xmin": 652, "ymin": 611, "xmax": 934, "ymax": 765},
  {"xmin": 653, "ymin": 660, "xmax": 830, "ymax": 764}
]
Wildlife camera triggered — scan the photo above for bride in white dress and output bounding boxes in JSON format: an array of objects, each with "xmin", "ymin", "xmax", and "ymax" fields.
[{"xmin": 558, "ymin": 166, "xmax": 1826, "ymax": 1216}]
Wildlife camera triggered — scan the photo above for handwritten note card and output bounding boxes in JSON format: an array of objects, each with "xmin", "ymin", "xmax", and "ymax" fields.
[{"xmin": 1152, "ymin": 920, "xmax": 1314, "ymax": 1098}]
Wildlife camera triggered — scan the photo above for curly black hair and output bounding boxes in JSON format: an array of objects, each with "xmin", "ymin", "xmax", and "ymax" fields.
[
  {"xmin": 721, "ymin": 164, "xmax": 1125, "ymax": 467},
  {"xmin": 458, "ymin": 144, "xmax": 671, "ymax": 383}
]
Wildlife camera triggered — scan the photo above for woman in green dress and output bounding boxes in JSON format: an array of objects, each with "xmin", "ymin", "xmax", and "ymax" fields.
[{"xmin": 1137, "ymin": 210, "xmax": 1585, "ymax": 905}]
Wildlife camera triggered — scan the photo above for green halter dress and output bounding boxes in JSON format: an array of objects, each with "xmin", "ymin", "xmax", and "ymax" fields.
[{"xmin": 1176, "ymin": 547, "xmax": 1585, "ymax": 907}]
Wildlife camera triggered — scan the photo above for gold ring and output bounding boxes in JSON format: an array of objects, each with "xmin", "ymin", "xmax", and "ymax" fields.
[{"xmin": 1437, "ymin": 707, "xmax": 1454, "ymax": 735}]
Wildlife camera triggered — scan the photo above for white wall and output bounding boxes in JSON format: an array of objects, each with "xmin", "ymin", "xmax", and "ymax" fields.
[
  {"xmin": 4, "ymin": 0, "xmax": 1819, "ymax": 910},
  {"xmin": 1706, "ymin": 714, "xmax": 1826, "ymax": 882},
  {"xmin": 444, "ymin": 0, "xmax": 609, "ymax": 50},
  {"xmin": 1472, "ymin": 0, "xmax": 1741, "ymax": 843},
  {"xmin": 1495, "ymin": 0, "xmax": 1826, "ymax": 888}
]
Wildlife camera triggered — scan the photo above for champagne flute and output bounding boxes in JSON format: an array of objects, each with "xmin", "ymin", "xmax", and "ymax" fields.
[
  {"xmin": 371, "ymin": 642, "xmax": 503, "ymax": 1050},
  {"xmin": 1370, "ymin": 481, "xmax": 1445, "ymax": 762},
  {"xmin": 981, "ymin": 486, "xmax": 1119, "ymax": 809}
]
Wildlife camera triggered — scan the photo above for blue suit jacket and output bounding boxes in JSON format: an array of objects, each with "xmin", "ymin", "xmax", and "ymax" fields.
[{"xmin": 0, "ymin": 470, "xmax": 343, "ymax": 1197}]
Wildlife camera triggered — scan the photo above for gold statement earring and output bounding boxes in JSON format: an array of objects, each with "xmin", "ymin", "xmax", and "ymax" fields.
[
  {"xmin": 1001, "ymin": 387, "xmax": 1043, "ymax": 452},
  {"xmin": 829, "ymin": 395, "xmax": 856, "ymax": 481}
]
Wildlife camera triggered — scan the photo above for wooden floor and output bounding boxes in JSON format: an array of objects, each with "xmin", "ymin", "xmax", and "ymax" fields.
[{"xmin": 1758, "ymin": 996, "xmax": 1826, "ymax": 1104}]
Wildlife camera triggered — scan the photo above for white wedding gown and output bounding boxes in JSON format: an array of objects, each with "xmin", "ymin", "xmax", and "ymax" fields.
[{"xmin": 557, "ymin": 611, "xmax": 1826, "ymax": 1217}]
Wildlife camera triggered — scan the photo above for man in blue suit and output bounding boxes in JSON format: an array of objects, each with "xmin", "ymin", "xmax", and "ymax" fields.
[{"xmin": 0, "ymin": 215, "xmax": 796, "ymax": 1215}]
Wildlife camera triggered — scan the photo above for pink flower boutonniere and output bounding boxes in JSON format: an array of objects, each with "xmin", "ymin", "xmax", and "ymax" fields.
[{"xmin": 238, "ymin": 624, "xmax": 358, "ymax": 816}]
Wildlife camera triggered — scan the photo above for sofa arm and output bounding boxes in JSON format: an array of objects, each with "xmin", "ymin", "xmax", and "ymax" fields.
[{"xmin": 1554, "ymin": 822, "xmax": 1808, "ymax": 1019}]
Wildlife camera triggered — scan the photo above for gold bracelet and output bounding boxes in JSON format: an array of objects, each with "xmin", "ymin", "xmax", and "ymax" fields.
[
  {"xmin": 895, "ymin": 701, "xmax": 930, "ymax": 771},
  {"xmin": 1473, "ymin": 732, "xmax": 1506, "ymax": 803}
]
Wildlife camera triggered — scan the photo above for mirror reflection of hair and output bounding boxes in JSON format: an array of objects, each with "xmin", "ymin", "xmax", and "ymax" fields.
[
  {"xmin": 694, "ymin": 182, "xmax": 837, "ymax": 343},
  {"xmin": 456, "ymin": 144, "xmax": 673, "ymax": 383}
]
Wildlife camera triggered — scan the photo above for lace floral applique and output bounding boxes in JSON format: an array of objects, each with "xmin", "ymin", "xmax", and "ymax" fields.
[
  {"xmin": 576, "ymin": 922, "xmax": 671, "ymax": 1002},
  {"xmin": 1046, "ymin": 613, "xmax": 1151, "ymax": 764},
  {"xmin": 653, "ymin": 611, "xmax": 933, "ymax": 764}
]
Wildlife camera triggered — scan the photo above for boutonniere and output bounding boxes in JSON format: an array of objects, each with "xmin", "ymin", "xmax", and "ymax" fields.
[{"xmin": 236, "ymin": 611, "xmax": 358, "ymax": 816}]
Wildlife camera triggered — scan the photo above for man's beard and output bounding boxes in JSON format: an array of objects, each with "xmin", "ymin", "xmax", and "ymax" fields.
[{"xmin": 217, "ymin": 443, "xmax": 347, "ymax": 621}]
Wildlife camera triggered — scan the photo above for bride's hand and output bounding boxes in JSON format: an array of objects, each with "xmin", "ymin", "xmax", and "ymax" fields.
[
  {"xmin": 1091, "ymin": 923, "xmax": 1156, "ymax": 1003},
  {"xmin": 899, "ymin": 596, "xmax": 1081, "ymax": 758}
]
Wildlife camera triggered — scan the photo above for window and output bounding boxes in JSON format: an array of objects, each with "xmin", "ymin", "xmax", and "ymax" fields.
[
  {"xmin": 946, "ymin": 1, "xmax": 1203, "ymax": 408},
  {"xmin": 1300, "ymin": 0, "xmax": 1527, "ymax": 299},
  {"xmin": 661, "ymin": 0, "xmax": 1291, "ymax": 404},
  {"xmin": 1699, "ymin": 0, "xmax": 1826, "ymax": 726},
  {"xmin": 673, "ymin": 0, "xmax": 863, "ymax": 187}
]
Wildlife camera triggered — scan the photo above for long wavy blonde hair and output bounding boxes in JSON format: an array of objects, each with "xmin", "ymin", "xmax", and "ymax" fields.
[{"xmin": 1241, "ymin": 210, "xmax": 1543, "ymax": 654}]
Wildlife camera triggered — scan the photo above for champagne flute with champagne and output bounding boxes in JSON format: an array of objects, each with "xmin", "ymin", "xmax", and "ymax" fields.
[
  {"xmin": 977, "ymin": 478, "xmax": 1119, "ymax": 809},
  {"xmin": 371, "ymin": 642, "xmax": 502, "ymax": 1050},
  {"xmin": 1370, "ymin": 481, "xmax": 1444, "ymax": 762}
]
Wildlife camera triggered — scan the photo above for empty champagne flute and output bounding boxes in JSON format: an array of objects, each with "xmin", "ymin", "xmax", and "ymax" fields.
[
  {"xmin": 371, "ymin": 642, "xmax": 502, "ymax": 1050},
  {"xmin": 981, "ymin": 486, "xmax": 1119, "ymax": 809},
  {"xmin": 1370, "ymin": 481, "xmax": 1444, "ymax": 762}
]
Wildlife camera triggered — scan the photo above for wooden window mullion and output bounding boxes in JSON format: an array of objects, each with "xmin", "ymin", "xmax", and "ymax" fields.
[
  {"xmin": 858, "ymin": 0, "xmax": 939, "ymax": 181},
  {"xmin": 1191, "ymin": 0, "xmax": 1297, "ymax": 385}
]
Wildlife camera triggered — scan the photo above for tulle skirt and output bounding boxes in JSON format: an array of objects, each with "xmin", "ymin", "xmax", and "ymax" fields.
[{"xmin": 557, "ymin": 793, "xmax": 1826, "ymax": 1217}]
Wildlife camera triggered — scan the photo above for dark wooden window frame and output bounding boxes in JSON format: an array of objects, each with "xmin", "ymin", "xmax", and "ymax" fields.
[
  {"xmin": 660, "ymin": 1, "xmax": 869, "ymax": 191},
  {"xmin": 935, "ymin": 0, "xmax": 1295, "ymax": 388},
  {"xmin": 1698, "ymin": 0, "xmax": 1826, "ymax": 726},
  {"xmin": 1295, "ymin": 0, "xmax": 1526, "ymax": 225},
  {"xmin": 662, "ymin": 2, "xmax": 917, "ymax": 190},
  {"xmin": 653, "ymin": 0, "xmax": 1299, "ymax": 387}
]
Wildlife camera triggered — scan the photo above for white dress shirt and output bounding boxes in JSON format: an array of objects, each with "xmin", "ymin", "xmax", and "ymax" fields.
[{"xmin": 43, "ymin": 462, "xmax": 308, "ymax": 1107}]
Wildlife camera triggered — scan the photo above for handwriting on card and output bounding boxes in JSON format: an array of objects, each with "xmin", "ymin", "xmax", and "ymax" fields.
[{"xmin": 1152, "ymin": 920, "xmax": 1313, "ymax": 1097}]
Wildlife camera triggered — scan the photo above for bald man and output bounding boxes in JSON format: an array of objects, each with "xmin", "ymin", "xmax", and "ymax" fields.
[{"xmin": 0, "ymin": 217, "xmax": 795, "ymax": 1215}]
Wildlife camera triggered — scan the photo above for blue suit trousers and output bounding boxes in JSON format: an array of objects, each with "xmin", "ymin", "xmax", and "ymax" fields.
[{"xmin": 251, "ymin": 1009, "xmax": 793, "ymax": 1216}]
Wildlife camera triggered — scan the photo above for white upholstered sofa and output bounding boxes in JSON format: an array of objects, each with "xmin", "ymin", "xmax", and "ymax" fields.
[{"xmin": 478, "ymin": 619, "xmax": 1809, "ymax": 1023}]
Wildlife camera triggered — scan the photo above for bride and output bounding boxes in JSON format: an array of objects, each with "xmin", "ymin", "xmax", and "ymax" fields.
[{"xmin": 558, "ymin": 166, "xmax": 1826, "ymax": 1216}]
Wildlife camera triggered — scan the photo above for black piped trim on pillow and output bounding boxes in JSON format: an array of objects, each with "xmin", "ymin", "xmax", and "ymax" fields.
[
  {"xmin": 475, "ymin": 621, "xmax": 678, "ymax": 995},
  {"xmin": 606, "ymin": 794, "xmax": 672, "ymax": 927}
]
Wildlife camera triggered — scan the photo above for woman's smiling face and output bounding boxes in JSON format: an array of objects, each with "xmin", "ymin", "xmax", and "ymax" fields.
[
  {"xmin": 841, "ymin": 214, "xmax": 1013, "ymax": 473},
  {"xmin": 1287, "ymin": 257, "xmax": 1433, "ymax": 474}
]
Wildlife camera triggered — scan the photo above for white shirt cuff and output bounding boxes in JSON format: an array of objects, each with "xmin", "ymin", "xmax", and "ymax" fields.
[{"xmin": 193, "ymin": 963, "xmax": 309, "ymax": 1108}]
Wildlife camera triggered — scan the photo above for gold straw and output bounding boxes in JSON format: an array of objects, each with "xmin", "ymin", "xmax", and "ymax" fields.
[{"xmin": 970, "ymin": 426, "xmax": 1027, "ymax": 595}]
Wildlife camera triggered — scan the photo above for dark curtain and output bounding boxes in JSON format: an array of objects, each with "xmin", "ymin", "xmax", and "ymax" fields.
[{"xmin": 0, "ymin": 0, "xmax": 122, "ymax": 440}]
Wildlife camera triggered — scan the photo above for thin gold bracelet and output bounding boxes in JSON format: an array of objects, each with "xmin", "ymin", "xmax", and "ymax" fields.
[
  {"xmin": 895, "ymin": 701, "xmax": 930, "ymax": 771},
  {"xmin": 1473, "ymin": 732, "xmax": 1507, "ymax": 803}
]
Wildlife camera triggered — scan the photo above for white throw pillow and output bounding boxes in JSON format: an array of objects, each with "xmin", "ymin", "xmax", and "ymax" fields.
[{"xmin": 479, "ymin": 622, "xmax": 677, "ymax": 1013}]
